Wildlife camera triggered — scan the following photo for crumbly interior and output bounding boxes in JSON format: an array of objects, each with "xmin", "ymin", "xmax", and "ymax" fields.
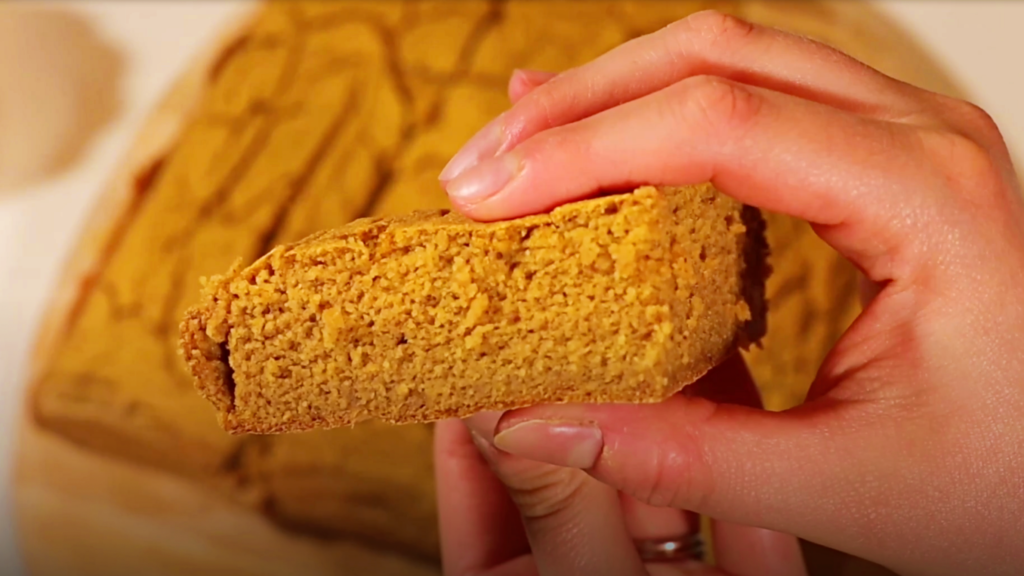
[{"xmin": 181, "ymin": 184, "xmax": 766, "ymax": 434}]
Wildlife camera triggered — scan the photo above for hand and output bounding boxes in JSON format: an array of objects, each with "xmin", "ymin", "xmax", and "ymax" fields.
[
  {"xmin": 437, "ymin": 10, "xmax": 1024, "ymax": 576},
  {"xmin": 434, "ymin": 357, "xmax": 807, "ymax": 576}
]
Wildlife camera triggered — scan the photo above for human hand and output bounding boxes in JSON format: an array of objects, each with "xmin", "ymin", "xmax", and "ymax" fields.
[
  {"xmin": 437, "ymin": 10, "xmax": 1024, "ymax": 576},
  {"xmin": 434, "ymin": 357, "xmax": 807, "ymax": 576}
]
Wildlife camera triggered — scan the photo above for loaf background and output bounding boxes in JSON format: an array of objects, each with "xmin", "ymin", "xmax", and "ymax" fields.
[{"xmin": 16, "ymin": 1, "xmax": 964, "ymax": 575}]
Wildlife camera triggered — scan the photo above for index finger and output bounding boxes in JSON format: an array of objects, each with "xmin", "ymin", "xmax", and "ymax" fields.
[
  {"xmin": 438, "ymin": 10, "xmax": 929, "ymax": 185},
  {"xmin": 444, "ymin": 76, "xmax": 939, "ymax": 284},
  {"xmin": 434, "ymin": 419, "xmax": 531, "ymax": 574}
]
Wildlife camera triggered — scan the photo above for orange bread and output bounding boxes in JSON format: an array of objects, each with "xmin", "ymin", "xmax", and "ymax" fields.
[{"xmin": 180, "ymin": 184, "xmax": 768, "ymax": 434}]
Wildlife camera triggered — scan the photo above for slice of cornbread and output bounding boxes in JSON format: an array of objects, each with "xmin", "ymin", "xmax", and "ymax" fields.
[{"xmin": 180, "ymin": 184, "xmax": 768, "ymax": 434}]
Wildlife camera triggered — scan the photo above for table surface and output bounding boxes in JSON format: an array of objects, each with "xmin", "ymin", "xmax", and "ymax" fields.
[{"xmin": 1, "ymin": 1, "xmax": 1022, "ymax": 574}]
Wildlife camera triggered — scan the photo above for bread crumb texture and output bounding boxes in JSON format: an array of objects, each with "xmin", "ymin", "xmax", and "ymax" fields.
[{"xmin": 181, "ymin": 185, "xmax": 768, "ymax": 433}]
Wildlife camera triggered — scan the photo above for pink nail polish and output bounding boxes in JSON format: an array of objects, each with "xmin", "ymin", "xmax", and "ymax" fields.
[
  {"xmin": 493, "ymin": 420, "xmax": 603, "ymax": 469},
  {"xmin": 439, "ymin": 114, "xmax": 507, "ymax": 182},
  {"xmin": 445, "ymin": 153, "xmax": 520, "ymax": 205}
]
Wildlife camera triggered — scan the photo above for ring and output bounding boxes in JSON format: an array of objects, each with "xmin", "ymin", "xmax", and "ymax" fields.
[{"xmin": 635, "ymin": 534, "xmax": 704, "ymax": 563}]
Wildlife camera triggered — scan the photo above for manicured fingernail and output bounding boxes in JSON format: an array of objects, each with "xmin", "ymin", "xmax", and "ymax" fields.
[
  {"xmin": 445, "ymin": 153, "xmax": 520, "ymax": 205},
  {"xmin": 493, "ymin": 421, "xmax": 603, "ymax": 469},
  {"xmin": 439, "ymin": 114, "xmax": 506, "ymax": 182}
]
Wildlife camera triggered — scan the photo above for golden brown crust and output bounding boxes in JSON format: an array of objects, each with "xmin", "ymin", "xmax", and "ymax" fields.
[{"xmin": 181, "ymin": 184, "xmax": 768, "ymax": 434}]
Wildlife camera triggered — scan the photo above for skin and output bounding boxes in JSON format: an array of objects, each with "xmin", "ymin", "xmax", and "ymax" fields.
[{"xmin": 433, "ymin": 10, "xmax": 1024, "ymax": 576}]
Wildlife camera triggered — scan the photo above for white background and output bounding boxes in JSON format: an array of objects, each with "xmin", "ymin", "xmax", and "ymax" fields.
[{"xmin": 1, "ymin": 1, "xmax": 1022, "ymax": 574}]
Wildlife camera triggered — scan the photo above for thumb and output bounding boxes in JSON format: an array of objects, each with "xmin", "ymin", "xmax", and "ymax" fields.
[{"xmin": 490, "ymin": 356, "xmax": 860, "ymax": 541}]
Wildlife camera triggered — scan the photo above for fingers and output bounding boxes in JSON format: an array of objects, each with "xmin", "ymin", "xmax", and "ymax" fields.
[
  {"xmin": 458, "ymin": 407, "xmax": 806, "ymax": 576},
  {"xmin": 439, "ymin": 10, "xmax": 929, "ymax": 185},
  {"xmin": 434, "ymin": 419, "xmax": 532, "ymax": 575},
  {"xmin": 465, "ymin": 414, "xmax": 648, "ymax": 576},
  {"xmin": 621, "ymin": 495, "xmax": 708, "ymax": 575},
  {"xmin": 620, "ymin": 493, "xmax": 697, "ymax": 546},
  {"xmin": 711, "ymin": 521, "xmax": 807, "ymax": 576},
  {"xmin": 622, "ymin": 496, "xmax": 808, "ymax": 576},
  {"xmin": 446, "ymin": 75, "xmax": 941, "ymax": 283},
  {"xmin": 487, "ymin": 357, "xmax": 857, "ymax": 543},
  {"xmin": 685, "ymin": 361, "xmax": 809, "ymax": 576},
  {"xmin": 442, "ymin": 66, "xmax": 553, "ymax": 183}
]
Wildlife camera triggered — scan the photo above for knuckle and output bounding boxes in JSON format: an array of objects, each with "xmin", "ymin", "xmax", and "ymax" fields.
[
  {"xmin": 529, "ymin": 124, "xmax": 589, "ymax": 164},
  {"xmin": 921, "ymin": 129, "xmax": 1008, "ymax": 210},
  {"xmin": 626, "ymin": 450, "xmax": 689, "ymax": 508},
  {"xmin": 933, "ymin": 131, "xmax": 1001, "ymax": 185},
  {"xmin": 621, "ymin": 429, "xmax": 714, "ymax": 511},
  {"xmin": 674, "ymin": 76, "xmax": 762, "ymax": 136},
  {"xmin": 514, "ymin": 71, "xmax": 579, "ymax": 136},
  {"xmin": 530, "ymin": 86, "xmax": 565, "ymax": 132},
  {"xmin": 950, "ymin": 98, "xmax": 1004, "ymax": 142},
  {"xmin": 501, "ymin": 464, "xmax": 587, "ymax": 522},
  {"xmin": 679, "ymin": 10, "xmax": 757, "ymax": 51}
]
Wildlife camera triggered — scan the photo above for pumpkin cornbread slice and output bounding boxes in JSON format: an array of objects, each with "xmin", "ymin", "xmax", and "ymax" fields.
[{"xmin": 180, "ymin": 184, "xmax": 768, "ymax": 434}]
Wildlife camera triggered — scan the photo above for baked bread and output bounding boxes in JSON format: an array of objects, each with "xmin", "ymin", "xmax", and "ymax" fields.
[{"xmin": 180, "ymin": 184, "xmax": 768, "ymax": 434}]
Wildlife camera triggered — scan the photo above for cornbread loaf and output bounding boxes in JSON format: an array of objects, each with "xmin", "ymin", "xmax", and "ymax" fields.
[
  {"xmin": 21, "ymin": 1, "xmax": 966, "ymax": 572},
  {"xmin": 181, "ymin": 185, "xmax": 767, "ymax": 433}
]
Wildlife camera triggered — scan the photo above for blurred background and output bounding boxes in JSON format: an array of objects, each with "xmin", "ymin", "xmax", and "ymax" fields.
[{"xmin": 1, "ymin": 2, "xmax": 1021, "ymax": 576}]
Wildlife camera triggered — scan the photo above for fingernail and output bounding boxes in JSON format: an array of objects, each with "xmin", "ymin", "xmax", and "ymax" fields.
[
  {"xmin": 439, "ymin": 114, "xmax": 506, "ymax": 182},
  {"xmin": 468, "ymin": 428, "xmax": 498, "ymax": 463},
  {"xmin": 445, "ymin": 153, "xmax": 520, "ymax": 205},
  {"xmin": 493, "ymin": 421, "xmax": 603, "ymax": 469},
  {"xmin": 464, "ymin": 411, "xmax": 503, "ymax": 443}
]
